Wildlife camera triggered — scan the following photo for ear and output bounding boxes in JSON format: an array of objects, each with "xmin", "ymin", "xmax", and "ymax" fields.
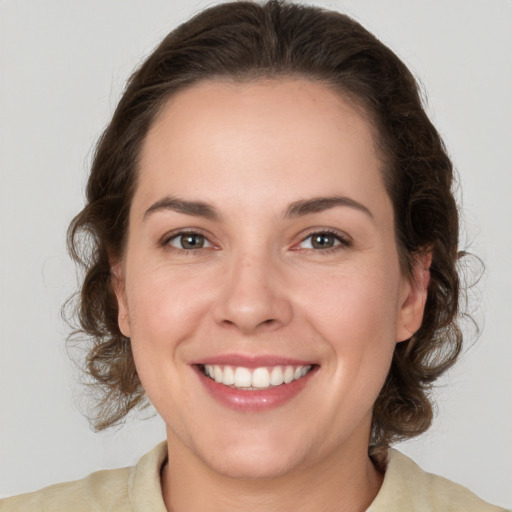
[
  {"xmin": 396, "ymin": 251, "xmax": 432, "ymax": 343},
  {"xmin": 110, "ymin": 259, "xmax": 131, "ymax": 338}
]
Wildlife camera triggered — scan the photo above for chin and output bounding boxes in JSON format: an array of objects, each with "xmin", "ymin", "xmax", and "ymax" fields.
[{"xmin": 203, "ymin": 445, "xmax": 302, "ymax": 480}]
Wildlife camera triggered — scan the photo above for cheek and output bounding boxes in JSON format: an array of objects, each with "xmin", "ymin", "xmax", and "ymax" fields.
[
  {"xmin": 297, "ymin": 263, "xmax": 401, "ymax": 393},
  {"xmin": 124, "ymin": 263, "xmax": 214, "ymax": 352},
  {"xmin": 285, "ymin": 266, "xmax": 402, "ymax": 435},
  {"xmin": 299, "ymin": 265, "xmax": 401, "ymax": 342},
  {"xmin": 123, "ymin": 267, "xmax": 208, "ymax": 407}
]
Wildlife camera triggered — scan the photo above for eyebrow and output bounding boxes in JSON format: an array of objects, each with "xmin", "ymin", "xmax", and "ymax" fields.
[
  {"xmin": 284, "ymin": 196, "xmax": 374, "ymax": 220},
  {"xmin": 143, "ymin": 195, "xmax": 373, "ymax": 222},
  {"xmin": 144, "ymin": 196, "xmax": 220, "ymax": 220}
]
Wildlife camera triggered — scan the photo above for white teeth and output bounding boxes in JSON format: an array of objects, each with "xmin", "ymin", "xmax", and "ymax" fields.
[
  {"xmin": 234, "ymin": 367, "xmax": 252, "ymax": 388},
  {"xmin": 222, "ymin": 365, "xmax": 234, "ymax": 385},
  {"xmin": 283, "ymin": 366, "xmax": 294, "ymax": 384},
  {"xmin": 202, "ymin": 364, "xmax": 312, "ymax": 389},
  {"xmin": 252, "ymin": 367, "xmax": 271, "ymax": 388},
  {"xmin": 214, "ymin": 365, "xmax": 223, "ymax": 383},
  {"xmin": 270, "ymin": 366, "xmax": 284, "ymax": 386}
]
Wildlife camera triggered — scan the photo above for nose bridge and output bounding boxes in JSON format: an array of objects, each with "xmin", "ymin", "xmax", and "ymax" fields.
[{"xmin": 213, "ymin": 245, "xmax": 292, "ymax": 333}]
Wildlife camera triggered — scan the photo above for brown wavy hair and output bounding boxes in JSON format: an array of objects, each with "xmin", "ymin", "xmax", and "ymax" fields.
[{"xmin": 67, "ymin": 0, "xmax": 463, "ymax": 455}]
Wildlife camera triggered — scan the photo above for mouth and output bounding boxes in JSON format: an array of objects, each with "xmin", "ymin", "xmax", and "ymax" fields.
[
  {"xmin": 192, "ymin": 355, "xmax": 318, "ymax": 411},
  {"xmin": 198, "ymin": 363, "xmax": 314, "ymax": 390}
]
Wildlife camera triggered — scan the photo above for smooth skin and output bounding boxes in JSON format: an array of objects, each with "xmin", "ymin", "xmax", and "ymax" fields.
[{"xmin": 113, "ymin": 79, "xmax": 429, "ymax": 512}]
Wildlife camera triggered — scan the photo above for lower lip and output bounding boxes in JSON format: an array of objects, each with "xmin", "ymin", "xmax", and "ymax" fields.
[{"xmin": 194, "ymin": 366, "xmax": 316, "ymax": 412}]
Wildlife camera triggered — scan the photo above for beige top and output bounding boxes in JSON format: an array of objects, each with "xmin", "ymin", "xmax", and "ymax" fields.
[{"xmin": 1, "ymin": 442, "xmax": 507, "ymax": 511}]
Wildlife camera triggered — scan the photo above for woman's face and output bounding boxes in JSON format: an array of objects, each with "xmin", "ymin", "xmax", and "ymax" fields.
[{"xmin": 114, "ymin": 79, "xmax": 427, "ymax": 478}]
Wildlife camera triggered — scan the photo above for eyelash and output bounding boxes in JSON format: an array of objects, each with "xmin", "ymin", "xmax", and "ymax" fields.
[
  {"xmin": 160, "ymin": 230, "xmax": 216, "ymax": 254},
  {"xmin": 160, "ymin": 228, "xmax": 352, "ymax": 254},
  {"xmin": 294, "ymin": 229, "xmax": 352, "ymax": 254}
]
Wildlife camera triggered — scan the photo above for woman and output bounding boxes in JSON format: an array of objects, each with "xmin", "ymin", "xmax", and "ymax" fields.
[{"xmin": 1, "ymin": 1, "xmax": 508, "ymax": 510}]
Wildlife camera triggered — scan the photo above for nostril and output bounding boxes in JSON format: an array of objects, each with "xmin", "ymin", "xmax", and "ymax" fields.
[
  {"xmin": 255, "ymin": 318, "xmax": 281, "ymax": 331},
  {"xmin": 212, "ymin": 282, "xmax": 293, "ymax": 333},
  {"xmin": 219, "ymin": 317, "xmax": 279, "ymax": 332}
]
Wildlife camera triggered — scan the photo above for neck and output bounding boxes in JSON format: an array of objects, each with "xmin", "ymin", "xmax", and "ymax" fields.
[{"xmin": 161, "ymin": 430, "xmax": 383, "ymax": 512}]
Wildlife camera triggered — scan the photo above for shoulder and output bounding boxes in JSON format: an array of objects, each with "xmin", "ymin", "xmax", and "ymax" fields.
[
  {"xmin": 0, "ymin": 467, "xmax": 131, "ymax": 512},
  {"xmin": 0, "ymin": 442, "xmax": 168, "ymax": 512},
  {"xmin": 368, "ymin": 449, "xmax": 508, "ymax": 512}
]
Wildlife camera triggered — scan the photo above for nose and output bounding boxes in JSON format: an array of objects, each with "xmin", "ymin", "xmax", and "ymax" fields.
[{"xmin": 212, "ymin": 251, "xmax": 293, "ymax": 334}]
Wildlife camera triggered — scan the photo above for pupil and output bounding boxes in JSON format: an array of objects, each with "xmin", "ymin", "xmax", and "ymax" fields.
[
  {"xmin": 182, "ymin": 234, "xmax": 204, "ymax": 249},
  {"xmin": 312, "ymin": 234, "xmax": 334, "ymax": 249}
]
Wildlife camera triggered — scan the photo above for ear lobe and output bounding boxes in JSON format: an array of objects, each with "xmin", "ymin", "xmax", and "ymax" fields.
[
  {"xmin": 396, "ymin": 251, "xmax": 432, "ymax": 343},
  {"xmin": 110, "ymin": 260, "xmax": 131, "ymax": 338}
]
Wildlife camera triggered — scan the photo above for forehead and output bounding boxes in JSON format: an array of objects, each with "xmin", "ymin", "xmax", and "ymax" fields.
[
  {"xmin": 146, "ymin": 78, "xmax": 378, "ymax": 157},
  {"xmin": 135, "ymin": 78, "xmax": 388, "ymax": 216}
]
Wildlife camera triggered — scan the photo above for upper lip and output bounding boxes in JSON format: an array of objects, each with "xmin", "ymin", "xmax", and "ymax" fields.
[{"xmin": 190, "ymin": 353, "xmax": 317, "ymax": 368}]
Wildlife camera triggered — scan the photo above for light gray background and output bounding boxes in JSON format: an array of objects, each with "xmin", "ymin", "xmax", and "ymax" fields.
[{"xmin": 1, "ymin": 0, "xmax": 511, "ymax": 507}]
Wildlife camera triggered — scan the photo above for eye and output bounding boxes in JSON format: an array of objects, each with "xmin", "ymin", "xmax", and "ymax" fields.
[
  {"xmin": 167, "ymin": 232, "xmax": 213, "ymax": 250},
  {"xmin": 297, "ymin": 231, "xmax": 351, "ymax": 250}
]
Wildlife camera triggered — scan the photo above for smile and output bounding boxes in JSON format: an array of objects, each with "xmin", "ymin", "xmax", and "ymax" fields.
[{"xmin": 200, "ymin": 364, "xmax": 313, "ymax": 390}]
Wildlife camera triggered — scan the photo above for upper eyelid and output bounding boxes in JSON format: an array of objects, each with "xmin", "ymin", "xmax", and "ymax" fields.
[
  {"xmin": 158, "ymin": 227, "xmax": 351, "ymax": 248},
  {"xmin": 170, "ymin": 232, "xmax": 211, "ymax": 243},
  {"xmin": 290, "ymin": 229, "xmax": 353, "ymax": 252},
  {"xmin": 297, "ymin": 228, "xmax": 352, "ymax": 243},
  {"xmin": 167, "ymin": 229, "xmax": 206, "ymax": 238},
  {"xmin": 161, "ymin": 227, "xmax": 213, "ymax": 243}
]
